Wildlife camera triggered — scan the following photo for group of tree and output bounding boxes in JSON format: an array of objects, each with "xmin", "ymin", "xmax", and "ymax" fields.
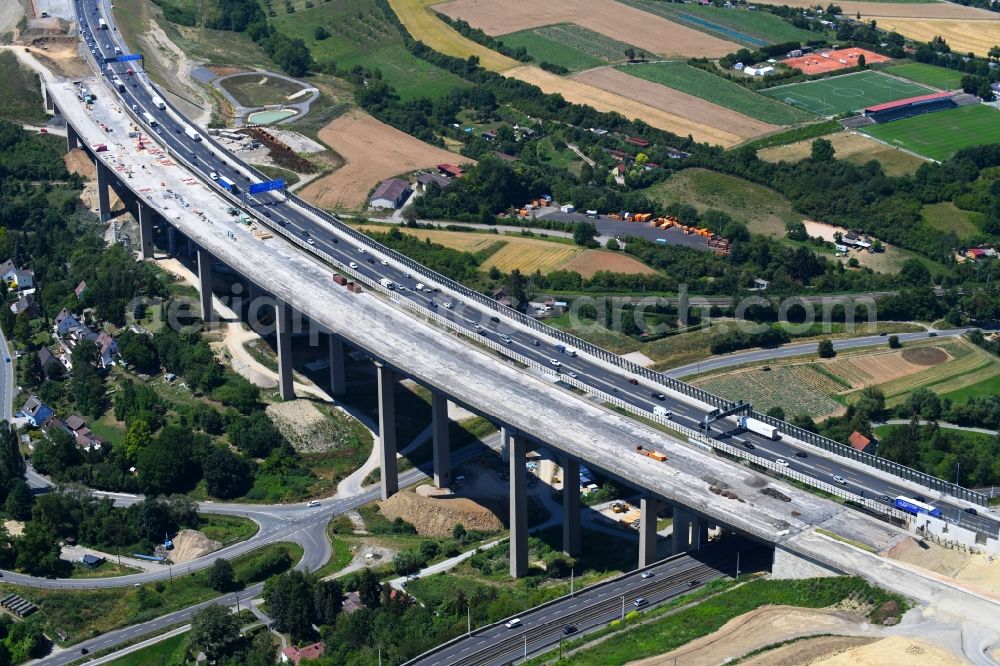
[
  {"xmin": 188, "ymin": 604, "xmax": 275, "ymax": 666},
  {"xmin": 263, "ymin": 570, "xmax": 345, "ymax": 643}
]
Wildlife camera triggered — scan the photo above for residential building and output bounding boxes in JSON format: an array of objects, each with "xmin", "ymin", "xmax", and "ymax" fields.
[
  {"xmin": 19, "ymin": 396, "xmax": 53, "ymax": 427},
  {"xmin": 848, "ymin": 431, "xmax": 875, "ymax": 454},
  {"xmin": 415, "ymin": 172, "xmax": 451, "ymax": 192},
  {"xmin": 10, "ymin": 292, "xmax": 38, "ymax": 317},
  {"xmin": 437, "ymin": 163, "xmax": 466, "ymax": 178},
  {"xmin": 281, "ymin": 642, "xmax": 325, "ymax": 665},
  {"xmin": 74, "ymin": 281, "xmax": 88, "ymax": 300},
  {"xmin": 54, "ymin": 308, "xmax": 82, "ymax": 337},
  {"xmin": 369, "ymin": 178, "xmax": 411, "ymax": 210}
]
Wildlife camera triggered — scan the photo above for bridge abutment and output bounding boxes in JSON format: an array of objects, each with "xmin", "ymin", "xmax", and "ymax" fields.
[
  {"xmin": 376, "ymin": 362, "xmax": 398, "ymax": 499},
  {"xmin": 431, "ymin": 391, "xmax": 450, "ymax": 489}
]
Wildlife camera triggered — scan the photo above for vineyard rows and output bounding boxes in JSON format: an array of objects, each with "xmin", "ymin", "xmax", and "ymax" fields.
[
  {"xmin": 535, "ymin": 23, "xmax": 639, "ymax": 62},
  {"xmin": 695, "ymin": 364, "xmax": 845, "ymax": 419}
]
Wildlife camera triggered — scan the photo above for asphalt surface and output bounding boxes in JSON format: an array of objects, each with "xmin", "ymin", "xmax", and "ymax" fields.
[
  {"xmin": 73, "ymin": 0, "xmax": 996, "ymax": 542},
  {"xmin": 667, "ymin": 328, "xmax": 967, "ymax": 378},
  {"xmin": 0, "ymin": 328, "xmax": 14, "ymax": 423},
  {"xmin": 408, "ymin": 540, "xmax": 771, "ymax": 666}
]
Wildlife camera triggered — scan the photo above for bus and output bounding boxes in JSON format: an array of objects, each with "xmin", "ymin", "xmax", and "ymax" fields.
[
  {"xmin": 894, "ymin": 496, "xmax": 942, "ymax": 518},
  {"xmin": 215, "ymin": 176, "xmax": 237, "ymax": 193}
]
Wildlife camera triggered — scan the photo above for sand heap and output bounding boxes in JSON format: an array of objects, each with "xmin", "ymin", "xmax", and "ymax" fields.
[{"xmin": 378, "ymin": 489, "xmax": 503, "ymax": 537}]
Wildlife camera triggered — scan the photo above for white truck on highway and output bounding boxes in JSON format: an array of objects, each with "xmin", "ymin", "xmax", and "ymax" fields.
[
  {"xmin": 379, "ymin": 278, "xmax": 395, "ymax": 290},
  {"xmin": 151, "ymin": 95, "xmax": 166, "ymax": 110},
  {"xmin": 738, "ymin": 416, "xmax": 779, "ymax": 440},
  {"xmin": 141, "ymin": 111, "xmax": 157, "ymax": 126},
  {"xmin": 185, "ymin": 127, "xmax": 202, "ymax": 142}
]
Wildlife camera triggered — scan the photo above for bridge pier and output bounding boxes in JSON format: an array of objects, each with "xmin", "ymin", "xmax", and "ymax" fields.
[
  {"xmin": 431, "ymin": 391, "xmax": 450, "ymax": 489},
  {"xmin": 639, "ymin": 497, "xmax": 660, "ymax": 568},
  {"xmin": 506, "ymin": 428, "xmax": 528, "ymax": 578},
  {"xmin": 376, "ymin": 362, "xmax": 398, "ymax": 499},
  {"xmin": 328, "ymin": 334, "xmax": 346, "ymax": 397},
  {"xmin": 137, "ymin": 201, "xmax": 155, "ymax": 259},
  {"xmin": 562, "ymin": 457, "xmax": 581, "ymax": 557},
  {"xmin": 66, "ymin": 124, "xmax": 80, "ymax": 152},
  {"xmin": 96, "ymin": 160, "xmax": 112, "ymax": 222},
  {"xmin": 672, "ymin": 508, "xmax": 696, "ymax": 555},
  {"xmin": 196, "ymin": 249, "xmax": 213, "ymax": 323},
  {"xmin": 167, "ymin": 226, "xmax": 177, "ymax": 256},
  {"xmin": 275, "ymin": 300, "xmax": 295, "ymax": 401}
]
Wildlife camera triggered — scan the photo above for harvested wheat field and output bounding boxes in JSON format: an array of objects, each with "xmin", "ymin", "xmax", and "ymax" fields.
[
  {"xmin": 560, "ymin": 249, "xmax": 658, "ymax": 278},
  {"xmin": 506, "ymin": 66, "xmax": 747, "ymax": 146},
  {"xmin": 388, "ymin": 0, "xmax": 519, "ymax": 72},
  {"xmin": 435, "ymin": 0, "xmax": 737, "ymax": 58},
  {"xmin": 573, "ymin": 68, "xmax": 778, "ymax": 141},
  {"xmin": 873, "ymin": 18, "xmax": 1000, "ymax": 57},
  {"xmin": 759, "ymin": 132, "xmax": 927, "ymax": 176},
  {"xmin": 626, "ymin": 605, "xmax": 871, "ymax": 666},
  {"xmin": 299, "ymin": 111, "xmax": 469, "ymax": 211},
  {"xmin": 757, "ymin": 0, "xmax": 993, "ymax": 19},
  {"xmin": 824, "ymin": 346, "xmax": 951, "ymax": 388}
]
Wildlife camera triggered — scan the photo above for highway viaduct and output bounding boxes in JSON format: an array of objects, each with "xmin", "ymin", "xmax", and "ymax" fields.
[{"xmin": 21, "ymin": 6, "xmax": 1000, "ymax": 642}]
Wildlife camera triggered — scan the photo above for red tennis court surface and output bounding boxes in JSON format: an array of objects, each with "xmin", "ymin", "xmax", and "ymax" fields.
[{"xmin": 784, "ymin": 48, "xmax": 890, "ymax": 74}]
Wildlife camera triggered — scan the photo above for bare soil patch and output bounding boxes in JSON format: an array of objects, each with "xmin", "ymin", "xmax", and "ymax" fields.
[
  {"xmin": 814, "ymin": 635, "xmax": 964, "ymax": 666},
  {"xmin": 170, "ymin": 529, "xmax": 222, "ymax": 564},
  {"xmin": 3, "ymin": 520, "xmax": 23, "ymax": 537},
  {"xmin": 207, "ymin": 66, "xmax": 247, "ymax": 77},
  {"xmin": 436, "ymin": 0, "xmax": 737, "ymax": 57},
  {"xmin": 902, "ymin": 346, "xmax": 949, "ymax": 365},
  {"xmin": 885, "ymin": 536, "xmax": 1000, "ymax": 598},
  {"xmin": 560, "ymin": 249, "xmax": 657, "ymax": 278},
  {"xmin": 574, "ymin": 67, "xmax": 777, "ymax": 140},
  {"xmin": 507, "ymin": 66, "xmax": 746, "ymax": 147},
  {"xmin": 64, "ymin": 148, "xmax": 95, "ymax": 179},
  {"xmin": 26, "ymin": 41, "xmax": 92, "ymax": 78},
  {"xmin": 741, "ymin": 635, "xmax": 877, "ymax": 666},
  {"xmin": 298, "ymin": 111, "xmax": 468, "ymax": 211},
  {"xmin": 626, "ymin": 605, "xmax": 869, "ymax": 666},
  {"xmin": 378, "ymin": 488, "xmax": 504, "ymax": 537}
]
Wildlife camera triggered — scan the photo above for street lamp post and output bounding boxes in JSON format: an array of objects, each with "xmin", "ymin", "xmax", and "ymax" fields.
[{"xmin": 621, "ymin": 595, "xmax": 625, "ymax": 621}]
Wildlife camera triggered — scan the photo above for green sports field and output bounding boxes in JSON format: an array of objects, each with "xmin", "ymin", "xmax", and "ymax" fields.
[
  {"xmin": 884, "ymin": 62, "xmax": 964, "ymax": 90},
  {"xmin": 861, "ymin": 104, "xmax": 1000, "ymax": 161},
  {"xmin": 621, "ymin": 61, "xmax": 817, "ymax": 125},
  {"xmin": 762, "ymin": 71, "xmax": 933, "ymax": 116}
]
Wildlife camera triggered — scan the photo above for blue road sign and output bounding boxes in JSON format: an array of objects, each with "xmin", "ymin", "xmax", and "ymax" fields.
[
  {"xmin": 117, "ymin": 53, "xmax": 142, "ymax": 62},
  {"xmin": 249, "ymin": 179, "xmax": 285, "ymax": 194}
]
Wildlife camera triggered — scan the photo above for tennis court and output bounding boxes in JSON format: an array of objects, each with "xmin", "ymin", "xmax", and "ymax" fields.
[{"xmin": 761, "ymin": 71, "xmax": 934, "ymax": 116}]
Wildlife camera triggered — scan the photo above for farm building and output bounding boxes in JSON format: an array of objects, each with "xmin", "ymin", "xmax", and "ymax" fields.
[
  {"xmin": 626, "ymin": 137, "xmax": 650, "ymax": 148},
  {"xmin": 437, "ymin": 163, "xmax": 466, "ymax": 178},
  {"xmin": 369, "ymin": 178, "xmax": 411, "ymax": 210},
  {"xmin": 864, "ymin": 92, "xmax": 957, "ymax": 123},
  {"xmin": 416, "ymin": 172, "xmax": 452, "ymax": 192}
]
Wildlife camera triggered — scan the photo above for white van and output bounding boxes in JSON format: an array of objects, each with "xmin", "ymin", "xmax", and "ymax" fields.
[
  {"xmin": 505, "ymin": 618, "xmax": 521, "ymax": 629},
  {"xmin": 415, "ymin": 283, "xmax": 426, "ymax": 292},
  {"xmin": 653, "ymin": 406, "xmax": 672, "ymax": 419}
]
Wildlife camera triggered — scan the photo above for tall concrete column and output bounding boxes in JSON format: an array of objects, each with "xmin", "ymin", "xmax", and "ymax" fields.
[
  {"xmin": 66, "ymin": 124, "xmax": 79, "ymax": 152},
  {"xmin": 137, "ymin": 201, "xmax": 154, "ymax": 259},
  {"xmin": 96, "ymin": 160, "xmax": 111, "ymax": 222},
  {"xmin": 672, "ymin": 508, "xmax": 694, "ymax": 555},
  {"xmin": 376, "ymin": 362, "xmax": 398, "ymax": 499},
  {"xmin": 328, "ymin": 334, "xmax": 346, "ymax": 397},
  {"xmin": 695, "ymin": 520, "xmax": 709, "ymax": 551},
  {"xmin": 562, "ymin": 457, "xmax": 581, "ymax": 557},
  {"xmin": 431, "ymin": 392, "xmax": 450, "ymax": 489},
  {"xmin": 167, "ymin": 226, "xmax": 177, "ymax": 256},
  {"xmin": 507, "ymin": 428, "xmax": 528, "ymax": 578},
  {"xmin": 639, "ymin": 497, "xmax": 660, "ymax": 568},
  {"xmin": 196, "ymin": 249, "xmax": 213, "ymax": 324},
  {"xmin": 275, "ymin": 300, "xmax": 294, "ymax": 401}
]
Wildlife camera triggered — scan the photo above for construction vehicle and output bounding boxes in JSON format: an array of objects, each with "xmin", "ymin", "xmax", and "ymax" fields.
[
  {"xmin": 611, "ymin": 501, "xmax": 628, "ymax": 513},
  {"xmin": 635, "ymin": 445, "xmax": 667, "ymax": 462}
]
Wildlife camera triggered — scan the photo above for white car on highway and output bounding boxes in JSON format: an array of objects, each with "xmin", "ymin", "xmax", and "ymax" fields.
[
  {"xmin": 549, "ymin": 359, "xmax": 561, "ymax": 367},
  {"xmin": 349, "ymin": 261, "xmax": 358, "ymax": 269},
  {"xmin": 775, "ymin": 458, "xmax": 789, "ymax": 467},
  {"xmin": 832, "ymin": 475, "xmax": 847, "ymax": 485}
]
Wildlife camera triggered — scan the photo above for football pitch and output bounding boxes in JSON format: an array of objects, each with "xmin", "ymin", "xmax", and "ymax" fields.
[
  {"xmin": 761, "ymin": 71, "xmax": 933, "ymax": 116},
  {"xmin": 861, "ymin": 104, "xmax": 1000, "ymax": 161}
]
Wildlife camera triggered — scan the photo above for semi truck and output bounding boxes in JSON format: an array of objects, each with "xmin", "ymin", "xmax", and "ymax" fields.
[
  {"xmin": 141, "ymin": 111, "xmax": 156, "ymax": 126},
  {"xmin": 737, "ymin": 416, "xmax": 779, "ymax": 441},
  {"xmin": 113, "ymin": 78, "xmax": 124, "ymax": 91},
  {"xmin": 215, "ymin": 176, "xmax": 237, "ymax": 193},
  {"xmin": 151, "ymin": 96, "xmax": 166, "ymax": 110},
  {"xmin": 185, "ymin": 127, "xmax": 202, "ymax": 141}
]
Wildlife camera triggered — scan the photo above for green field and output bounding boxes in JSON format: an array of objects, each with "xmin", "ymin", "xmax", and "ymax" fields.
[
  {"xmin": 763, "ymin": 71, "xmax": 933, "ymax": 116},
  {"xmin": 941, "ymin": 372, "xmax": 1000, "ymax": 403},
  {"xmin": 500, "ymin": 23, "xmax": 639, "ymax": 72},
  {"xmin": 618, "ymin": 0, "xmax": 817, "ymax": 46},
  {"xmin": 270, "ymin": 0, "xmax": 468, "ymax": 99},
  {"xmin": 621, "ymin": 61, "xmax": 817, "ymax": 125},
  {"xmin": 218, "ymin": 73, "xmax": 308, "ymax": 108},
  {"xmin": 922, "ymin": 201, "xmax": 980, "ymax": 238},
  {"xmin": 0, "ymin": 52, "xmax": 48, "ymax": 125},
  {"xmin": 109, "ymin": 631, "xmax": 189, "ymax": 666},
  {"xmin": 862, "ymin": 104, "xmax": 1000, "ymax": 161},
  {"xmin": 885, "ymin": 62, "xmax": 964, "ymax": 90}
]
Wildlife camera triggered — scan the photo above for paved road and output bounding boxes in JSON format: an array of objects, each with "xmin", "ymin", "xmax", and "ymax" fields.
[
  {"xmin": 73, "ymin": 0, "xmax": 995, "ymax": 544},
  {"xmin": 666, "ymin": 328, "xmax": 966, "ymax": 378},
  {"xmin": 0, "ymin": 328, "xmax": 14, "ymax": 423},
  {"xmin": 407, "ymin": 540, "xmax": 770, "ymax": 666},
  {"xmin": 879, "ymin": 419, "xmax": 999, "ymax": 436}
]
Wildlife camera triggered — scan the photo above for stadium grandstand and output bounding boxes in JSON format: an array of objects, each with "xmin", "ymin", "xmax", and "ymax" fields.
[{"xmin": 864, "ymin": 92, "xmax": 957, "ymax": 123}]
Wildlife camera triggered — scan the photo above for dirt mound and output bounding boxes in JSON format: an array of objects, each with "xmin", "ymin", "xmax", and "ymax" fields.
[
  {"xmin": 379, "ymin": 489, "xmax": 504, "ymax": 537},
  {"xmin": 65, "ymin": 148, "xmax": 95, "ymax": 178},
  {"xmin": 742, "ymin": 636, "xmax": 876, "ymax": 666},
  {"xmin": 169, "ymin": 529, "xmax": 222, "ymax": 564},
  {"xmin": 902, "ymin": 346, "xmax": 948, "ymax": 366},
  {"xmin": 814, "ymin": 635, "xmax": 963, "ymax": 665}
]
